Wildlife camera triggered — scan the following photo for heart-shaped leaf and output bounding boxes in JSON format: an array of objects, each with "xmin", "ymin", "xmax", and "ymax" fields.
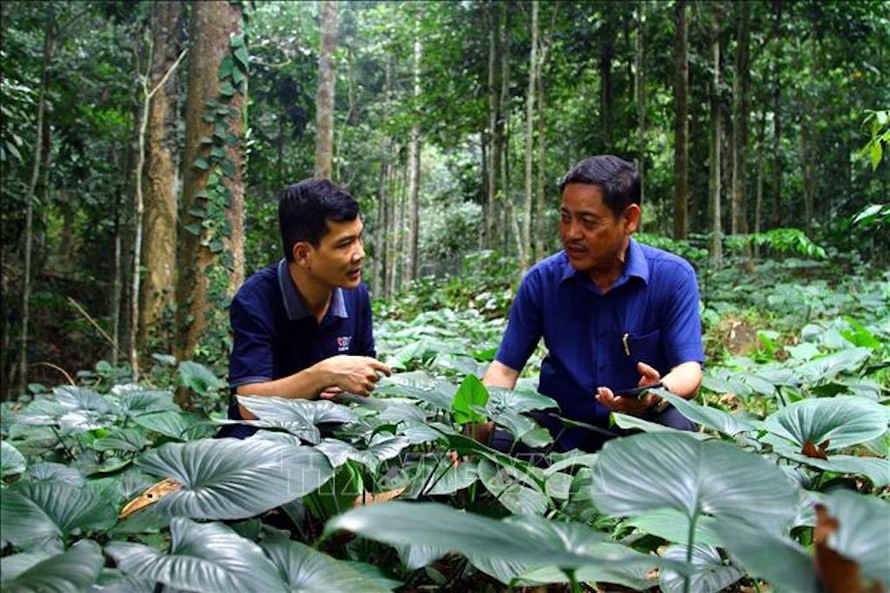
[
  {"xmin": 451, "ymin": 374, "xmax": 489, "ymax": 424},
  {"xmin": 1, "ymin": 441, "xmax": 26, "ymax": 477},
  {"xmin": 0, "ymin": 540, "xmax": 103, "ymax": 592},
  {"xmin": 713, "ymin": 516, "xmax": 818, "ymax": 593},
  {"xmin": 107, "ymin": 518, "xmax": 287, "ymax": 592},
  {"xmin": 818, "ymin": 489, "xmax": 890, "ymax": 587},
  {"xmin": 238, "ymin": 396, "xmax": 358, "ymax": 443},
  {"xmin": 657, "ymin": 391, "xmax": 756, "ymax": 435},
  {"xmin": 136, "ymin": 438, "xmax": 333, "ymax": 520},
  {"xmin": 326, "ymin": 501, "xmax": 683, "ymax": 574},
  {"xmin": 133, "ymin": 411, "xmax": 213, "ymax": 441},
  {"xmin": 763, "ymin": 396, "xmax": 889, "ymax": 452},
  {"xmin": 0, "ymin": 482, "xmax": 117, "ymax": 550},
  {"xmin": 260, "ymin": 527, "xmax": 393, "ymax": 592},
  {"xmin": 658, "ymin": 544, "xmax": 744, "ymax": 593},
  {"xmin": 590, "ymin": 432, "xmax": 800, "ymax": 536},
  {"xmin": 477, "ymin": 459, "xmax": 548, "ymax": 516}
]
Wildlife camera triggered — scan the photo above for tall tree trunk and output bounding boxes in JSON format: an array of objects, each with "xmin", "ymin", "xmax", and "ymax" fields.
[
  {"xmin": 534, "ymin": 3, "xmax": 556, "ymax": 262},
  {"xmin": 315, "ymin": 0, "xmax": 338, "ymax": 179},
  {"xmin": 520, "ymin": 0, "xmax": 538, "ymax": 274},
  {"xmin": 731, "ymin": 0, "xmax": 751, "ymax": 240},
  {"xmin": 177, "ymin": 0, "xmax": 246, "ymax": 382},
  {"xmin": 500, "ymin": 5, "xmax": 511, "ymax": 255},
  {"xmin": 634, "ymin": 0, "xmax": 646, "ymax": 220},
  {"xmin": 485, "ymin": 1, "xmax": 501, "ymax": 251},
  {"xmin": 17, "ymin": 14, "xmax": 54, "ymax": 396},
  {"xmin": 599, "ymin": 6, "xmax": 614, "ymax": 147},
  {"xmin": 403, "ymin": 32, "xmax": 422, "ymax": 288},
  {"xmin": 771, "ymin": 1, "xmax": 783, "ymax": 228},
  {"xmin": 139, "ymin": 0, "xmax": 184, "ymax": 364},
  {"xmin": 754, "ymin": 111, "xmax": 766, "ymax": 258},
  {"xmin": 372, "ymin": 151, "xmax": 388, "ymax": 298},
  {"xmin": 672, "ymin": 0, "xmax": 689, "ymax": 240},
  {"xmin": 709, "ymin": 3, "xmax": 723, "ymax": 266}
]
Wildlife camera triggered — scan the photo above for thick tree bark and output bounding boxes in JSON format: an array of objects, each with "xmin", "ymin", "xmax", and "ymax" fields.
[
  {"xmin": 520, "ymin": 0, "xmax": 538, "ymax": 274},
  {"xmin": 315, "ymin": 0, "xmax": 338, "ymax": 179},
  {"xmin": 177, "ymin": 0, "xmax": 245, "ymax": 380},
  {"xmin": 139, "ymin": 0, "xmax": 184, "ymax": 363},
  {"xmin": 709, "ymin": 3, "xmax": 723, "ymax": 266},
  {"xmin": 672, "ymin": 0, "xmax": 689, "ymax": 240},
  {"xmin": 731, "ymin": 0, "xmax": 751, "ymax": 238}
]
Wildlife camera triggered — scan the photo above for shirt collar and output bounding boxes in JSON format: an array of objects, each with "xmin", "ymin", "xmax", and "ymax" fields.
[
  {"xmin": 277, "ymin": 259, "xmax": 348, "ymax": 321},
  {"xmin": 558, "ymin": 238, "xmax": 649, "ymax": 287}
]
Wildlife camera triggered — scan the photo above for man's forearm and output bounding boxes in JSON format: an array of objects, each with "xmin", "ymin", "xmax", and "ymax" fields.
[{"xmin": 235, "ymin": 366, "xmax": 329, "ymax": 419}]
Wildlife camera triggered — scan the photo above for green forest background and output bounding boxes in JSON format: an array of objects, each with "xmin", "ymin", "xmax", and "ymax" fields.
[{"xmin": 1, "ymin": 0, "xmax": 888, "ymax": 402}]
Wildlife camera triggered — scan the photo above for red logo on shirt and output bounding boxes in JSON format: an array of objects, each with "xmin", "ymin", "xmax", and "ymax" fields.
[{"xmin": 337, "ymin": 336, "xmax": 352, "ymax": 352}]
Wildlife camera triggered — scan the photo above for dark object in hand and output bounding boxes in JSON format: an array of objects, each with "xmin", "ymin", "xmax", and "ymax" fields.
[{"xmin": 613, "ymin": 382, "xmax": 663, "ymax": 399}]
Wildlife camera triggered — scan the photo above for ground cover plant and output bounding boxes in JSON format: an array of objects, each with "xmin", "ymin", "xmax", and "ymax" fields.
[{"xmin": 1, "ymin": 258, "xmax": 888, "ymax": 593}]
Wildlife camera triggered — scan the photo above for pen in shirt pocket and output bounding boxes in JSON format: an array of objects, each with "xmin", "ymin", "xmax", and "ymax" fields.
[{"xmin": 622, "ymin": 333, "xmax": 631, "ymax": 356}]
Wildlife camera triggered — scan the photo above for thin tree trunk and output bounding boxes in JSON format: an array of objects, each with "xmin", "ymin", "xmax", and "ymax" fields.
[
  {"xmin": 372, "ymin": 152, "xmax": 387, "ymax": 297},
  {"xmin": 18, "ymin": 15, "xmax": 54, "ymax": 396},
  {"xmin": 403, "ymin": 32, "xmax": 422, "ymax": 288},
  {"xmin": 500, "ymin": 4, "xmax": 511, "ymax": 255},
  {"xmin": 315, "ymin": 0, "xmax": 337, "ymax": 179},
  {"xmin": 485, "ymin": 2, "xmax": 501, "ymax": 251},
  {"xmin": 672, "ymin": 0, "xmax": 689, "ymax": 240},
  {"xmin": 730, "ymin": 0, "xmax": 750, "ymax": 240},
  {"xmin": 140, "ymin": 0, "xmax": 184, "ymax": 364},
  {"xmin": 709, "ymin": 3, "xmax": 723, "ymax": 266},
  {"xmin": 599, "ymin": 6, "xmax": 614, "ymax": 147},
  {"xmin": 754, "ymin": 111, "xmax": 766, "ymax": 258},
  {"xmin": 520, "ymin": 0, "xmax": 538, "ymax": 274},
  {"xmin": 635, "ymin": 0, "xmax": 646, "ymax": 221},
  {"xmin": 771, "ymin": 1, "xmax": 783, "ymax": 228}
]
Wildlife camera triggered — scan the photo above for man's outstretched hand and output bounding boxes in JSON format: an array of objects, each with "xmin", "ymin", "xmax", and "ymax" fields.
[{"xmin": 595, "ymin": 361, "xmax": 662, "ymax": 416}]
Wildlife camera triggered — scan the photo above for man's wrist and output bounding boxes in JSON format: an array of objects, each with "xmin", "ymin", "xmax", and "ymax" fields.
[{"xmin": 651, "ymin": 382, "xmax": 671, "ymax": 413}]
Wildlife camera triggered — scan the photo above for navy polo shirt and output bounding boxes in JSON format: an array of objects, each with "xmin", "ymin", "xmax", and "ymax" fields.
[
  {"xmin": 496, "ymin": 239, "xmax": 704, "ymax": 451},
  {"xmin": 228, "ymin": 259, "xmax": 375, "ymax": 401}
]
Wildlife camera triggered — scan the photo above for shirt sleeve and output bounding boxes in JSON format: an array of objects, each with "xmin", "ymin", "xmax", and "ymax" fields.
[
  {"xmin": 661, "ymin": 261, "xmax": 705, "ymax": 369},
  {"xmin": 228, "ymin": 291, "xmax": 276, "ymax": 389},
  {"xmin": 495, "ymin": 269, "xmax": 544, "ymax": 373}
]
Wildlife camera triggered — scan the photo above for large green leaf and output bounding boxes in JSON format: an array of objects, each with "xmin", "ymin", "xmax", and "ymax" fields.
[
  {"xmin": 112, "ymin": 387, "xmax": 179, "ymax": 417},
  {"xmin": 237, "ymin": 396, "xmax": 358, "ymax": 443},
  {"xmin": 1, "ymin": 441, "xmax": 26, "ymax": 477},
  {"xmin": 316, "ymin": 436, "xmax": 411, "ymax": 472},
  {"xmin": 176, "ymin": 361, "xmax": 225, "ymax": 395},
  {"xmin": 374, "ymin": 371, "xmax": 455, "ymax": 410},
  {"xmin": 106, "ymin": 518, "xmax": 287, "ymax": 592},
  {"xmin": 712, "ymin": 516, "xmax": 818, "ymax": 593},
  {"xmin": 820, "ymin": 489, "xmax": 890, "ymax": 587},
  {"xmin": 260, "ymin": 528, "xmax": 393, "ymax": 592},
  {"xmin": 403, "ymin": 457, "xmax": 478, "ymax": 497},
  {"xmin": 136, "ymin": 438, "xmax": 333, "ymax": 520},
  {"xmin": 326, "ymin": 502, "xmax": 684, "ymax": 574},
  {"xmin": 53, "ymin": 386, "xmax": 116, "ymax": 432},
  {"xmin": 451, "ymin": 374, "xmax": 489, "ymax": 424},
  {"xmin": 658, "ymin": 544, "xmax": 743, "ymax": 593},
  {"xmin": 486, "ymin": 386, "xmax": 558, "ymax": 414},
  {"xmin": 27, "ymin": 462, "xmax": 84, "ymax": 487},
  {"xmin": 477, "ymin": 459, "xmax": 548, "ymax": 516},
  {"xmin": 132, "ymin": 411, "xmax": 213, "ymax": 441},
  {"xmin": 590, "ymin": 432, "xmax": 800, "ymax": 535},
  {"xmin": 469, "ymin": 518, "xmax": 655, "ymax": 590},
  {"xmin": 763, "ymin": 396, "xmax": 889, "ymax": 451},
  {"xmin": 624, "ymin": 509, "xmax": 722, "ymax": 548},
  {"xmin": 657, "ymin": 391, "xmax": 756, "ymax": 436},
  {"xmin": 774, "ymin": 450, "xmax": 890, "ymax": 487},
  {"xmin": 0, "ymin": 482, "xmax": 117, "ymax": 550},
  {"xmin": 0, "ymin": 540, "xmax": 103, "ymax": 592},
  {"xmin": 796, "ymin": 347, "xmax": 871, "ymax": 383}
]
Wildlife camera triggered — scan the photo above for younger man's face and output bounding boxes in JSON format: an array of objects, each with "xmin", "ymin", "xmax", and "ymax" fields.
[{"xmin": 305, "ymin": 217, "xmax": 365, "ymax": 289}]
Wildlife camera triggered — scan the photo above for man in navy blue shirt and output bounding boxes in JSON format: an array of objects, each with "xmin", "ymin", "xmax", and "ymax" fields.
[
  {"xmin": 483, "ymin": 155, "xmax": 704, "ymax": 452},
  {"xmin": 224, "ymin": 178, "xmax": 391, "ymax": 437}
]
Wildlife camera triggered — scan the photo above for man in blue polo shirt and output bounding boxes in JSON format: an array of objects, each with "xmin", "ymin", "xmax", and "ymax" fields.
[
  {"xmin": 483, "ymin": 155, "xmax": 704, "ymax": 452},
  {"xmin": 223, "ymin": 178, "xmax": 391, "ymax": 438}
]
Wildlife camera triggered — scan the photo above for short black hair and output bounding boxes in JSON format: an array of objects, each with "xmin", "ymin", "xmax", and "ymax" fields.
[
  {"xmin": 278, "ymin": 178, "xmax": 359, "ymax": 260},
  {"xmin": 559, "ymin": 155, "xmax": 641, "ymax": 218}
]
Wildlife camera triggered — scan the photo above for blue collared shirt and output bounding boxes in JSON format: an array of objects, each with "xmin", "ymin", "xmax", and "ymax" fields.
[
  {"xmin": 495, "ymin": 239, "xmax": 704, "ymax": 450},
  {"xmin": 228, "ymin": 259, "xmax": 375, "ymax": 393}
]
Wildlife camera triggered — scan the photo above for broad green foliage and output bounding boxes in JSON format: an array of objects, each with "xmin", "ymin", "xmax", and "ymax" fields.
[{"xmin": 2, "ymin": 261, "xmax": 889, "ymax": 592}]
